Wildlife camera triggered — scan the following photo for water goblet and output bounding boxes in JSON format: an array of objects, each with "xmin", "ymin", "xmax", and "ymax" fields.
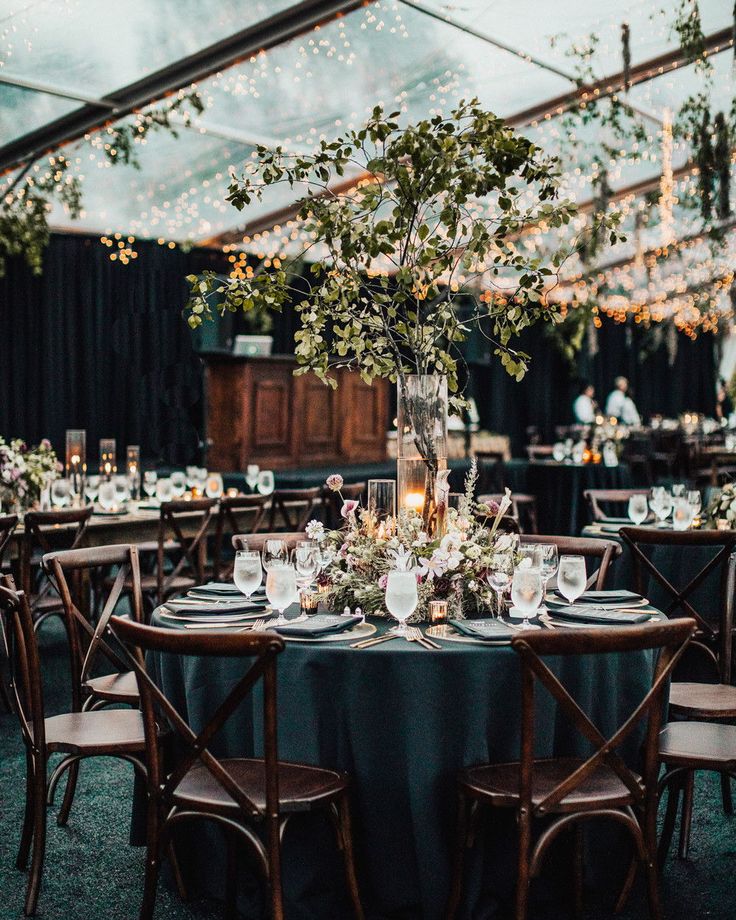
[
  {"xmin": 672, "ymin": 497, "xmax": 695, "ymax": 531},
  {"xmin": 385, "ymin": 570, "xmax": 418, "ymax": 636},
  {"xmin": 653, "ymin": 490, "xmax": 673, "ymax": 528},
  {"xmin": 257, "ymin": 470, "xmax": 275, "ymax": 496},
  {"xmin": 262, "ymin": 538, "xmax": 288, "ymax": 571},
  {"xmin": 628, "ymin": 494, "xmax": 648, "ymax": 525},
  {"xmin": 687, "ymin": 490, "xmax": 702, "ymax": 517},
  {"xmin": 671, "ymin": 483, "xmax": 686, "ymax": 497},
  {"xmin": 143, "ymin": 471, "xmax": 158, "ymax": 499},
  {"xmin": 156, "ymin": 478, "xmax": 173, "ymax": 503},
  {"xmin": 537, "ymin": 543, "xmax": 559, "ymax": 598},
  {"xmin": 266, "ymin": 563, "xmax": 298, "ymax": 626},
  {"xmin": 245, "ymin": 464, "xmax": 260, "ymax": 492},
  {"xmin": 50, "ymin": 478, "xmax": 71, "ymax": 509},
  {"xmin": 233, "ymin": 550, "xmax": 263, "ymax": 600},
  {"xmin": 113, "ymin": 474, "xmax": 130, "ymax": 507},
  {"xmin": 84, "ymin": 474, "xmax": 100, "ymax": 504},
  {"xmin": 170, "ymin": 471, "xmax": 187, "ymax": 497},
  {"xmin": 488, "ymin": 557, "xmax": 512, "ymax": 618},
  {"xmin": 205, "ymin": 473, "xmax": 224, "ymax": 498},
  {"xmin": 98, "ymin": 480, "xmax": 116, "ymax": 511},
  {"xmin": 557, "ymin": 555, "xmax": 587, "ymax": 605},
  {"xmin": 294, "ymin": 542, "xmax": 319, "ymax": 591},
  {"xmin": 510, "ymin": 567, "xmax": 543, "ymax": 628},
  {"xmin": 518, "ymin": 544, "xmax": 543, "ymax": 571}
]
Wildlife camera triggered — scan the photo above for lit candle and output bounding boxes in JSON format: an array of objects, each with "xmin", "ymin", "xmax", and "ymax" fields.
[{"xmin": 404, "ymin": 491, "xmax": 425, "ymax": 512}]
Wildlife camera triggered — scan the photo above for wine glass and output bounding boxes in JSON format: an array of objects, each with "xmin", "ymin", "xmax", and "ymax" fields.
[
  {"xmin": 557, "ymin": 555, "xmax": 587, "ymax": 605},
  {"xmin": 156, "ymin": 478, "xmax": 173, "ymax": 503},
  {"xmin": 205, "ymin": 473, "xmax": 224, "ymax": 498},
  {"xmin": 85, "ymin": 474, "xmax": 100, "ymax": 504},
  {"xmin": 687, "ymin": 490, "xmax": 702, "ymax": 518},
  {"xmin": 233, "ymin": 550, "xmax": 263, "ymax": 600},
  {"xmin": 294, "ymin": 542, "xmax": 319, "ymax": 591},
  {"xmin": 266, "ymin": 563, "xmax": 298, "ymax": 626},
  {"xmin": 511, "ymin": 567, "xmax": 543, "ymax": 628},
  {"xmin": 245, "ymin": 464, "xmax": 260, "ymax": 492},
  {"xmin": 51, "ymin": 478, "xmax": 71, "ymax": 509},
  {"xmin": 628, "ymin": 494, "xmax": 648, "ymax": 525},
  {"xmin": 143, "ymin": 471, "xmax": 158, "ymax": 499},
  {"xmin": 98, "ymin": 480, "xmax": 116, "ymax": 511},
  {"xmin": 195, "ymin": 467, "xmax": 209, "ymax": 495},
  {"xmin": 671, "ymin": 483, "xmax": 686, "ymax": 497},
  {"xmin": 538, "ymin": 543, "xmax": 559, "ymax": 598},
  {"xmin": 488, "ymin": 556, "xmax": 512, "ymax": 618},
  {"xmin": 262, "ymin": 538, "xmax": 288, "ymax": 571},
  {"xmin": 672, "ymin": 497, "xmax": 695, "ymax": 531},
  {"xmin": 518, "ymin": 544, "xmax": 543, "ymax": 571},
  {"xmin": 385, "ymin": 570, "xmax": 418, "ymax": 635},
  {"xmin": 170, "ymin": 471, "xmax": 187, "ymax": 497},
  {"xmin": 113, "ymin": 475, "xmax": 130, "ymax": 507},
  {"xmin": 257, "ymin": 470, "xmax": 275, "ymax": 496},
  {"xmin": 652, "ymin": 490, "xmax": 673, "ymax": 527}
]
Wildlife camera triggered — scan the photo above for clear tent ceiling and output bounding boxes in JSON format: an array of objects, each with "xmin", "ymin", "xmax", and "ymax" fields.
[{"xmin": 0, "ymin": 0, "xmax": 733, "ymax": 249}]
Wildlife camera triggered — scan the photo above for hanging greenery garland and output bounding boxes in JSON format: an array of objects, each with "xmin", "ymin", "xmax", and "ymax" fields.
[
  {"xmin": 696, "ymin": 109, "xmax": 714, "ymax": 222},
  {"xmin": 714, "ymin": 111, "xmax": 732, "ymax": 219},
  {"xmin": 621, "ymin": 23, "xmax": 631, "ymax": 91}
]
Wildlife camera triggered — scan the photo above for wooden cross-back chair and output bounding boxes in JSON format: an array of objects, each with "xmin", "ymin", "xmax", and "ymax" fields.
[
  {"xmin": 478, "ymin": 493, "xmax": 539, "ymax": 535},
  {"xmin": 447, "ymin": 619, "xmax": 696, "ymax": 920},
  {"xmin": 584, "ymin": 489, "xmax": 651, "ymax": 523},
  {"xmin": 520, "ymin": 534, "xmax": 622, "ymax": 591},
  {"xmin": 212, "ymin": 494, "xmax": 270, "ymax": 581},
  {"xmin": 109, "ymin": 616, "xmax": 364, "ymax": 920},
  {"xmin": 267, "ymin": 487, "xmax": 322, "ymax": 532},
  {"xmin": 148, "ymin": 498, "xmax": 217, "ymax": 606},
  {"xmin": 0, "ymin": 578, "xmax": 148, "ymax": 916},
  {"xmin": 0, "ymin": 514, "xmax": 19, "ymax": 711},
  {"xmin": 21, "ymin": 507, "xmax": 93, "ymax": 632},
  {"xmin": 620, "ymin": 526, "xmax": 736, "ymax": 860},
  {"xmin": 232, "ymin": 532, "xmax": 305, "ymax": 556}
]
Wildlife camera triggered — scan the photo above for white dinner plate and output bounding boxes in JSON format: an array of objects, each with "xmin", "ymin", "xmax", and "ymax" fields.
[{"xmin": 158, "ymin": 609, "xmax": 266, "ymax": 624}]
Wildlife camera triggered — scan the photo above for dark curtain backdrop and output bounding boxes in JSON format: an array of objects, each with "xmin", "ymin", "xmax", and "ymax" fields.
[{"xmin": 0, "ymin": 233, "xmax": 719, "ymax": 465}]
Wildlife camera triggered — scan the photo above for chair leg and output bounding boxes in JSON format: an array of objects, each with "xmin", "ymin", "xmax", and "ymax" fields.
[
  {"xmin": 267, "ymin": 815, "xmax": 284, "ymax": 920},
  {"xmin": 446, "ymin": 789, "xmax": 470, "ymax": 920},
  {"xmin": 16, "ymin": 751, "xmax": 35, "ymax": 871},
  {"xmin": 140, "ymin": 810, "xmax": 163, "ymax": 920},
  {"xmin": 515, "ymin": 808, "xmax": 531, "ymax": 920},
  {"xmin": 720, "ymin": 772, "xmax": 733, "ymax": 816},
  {"xmin": 56, "ymin": 758, "xmax": 80, "ymax": 827},
  {"xmin": 225, "ymin": 835, "xmax": 238, "ymax": 920},
  {"xmin": 334, "ymin": 794, "xmax": 364, "ymax": 920},
  {"xmin": 643, "ymin": 800, "xmax": 664, "ymax": 920},
  {"xmin": 677, "ymin": 771, "xmax": 695, "ymax": 860},
  {"xmin": 24, "ymin": 766, "xmax": 47, "ymax": 916},
  {"xmin": 572, "ymin": 823, "xmax": 584, "ymax": 919},
  {"xmin": 658, "ymin": 775, "xmax": 681, "ymax": 868}
]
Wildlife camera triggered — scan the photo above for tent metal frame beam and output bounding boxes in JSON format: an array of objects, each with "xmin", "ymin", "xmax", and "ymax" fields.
[
  {"xmin": 0, "ymin": 0, "xmax": 369, "ymax": 176},
  {"xmin": 0, "ymin": 71, "xmax": 116, "ymax": 108}
]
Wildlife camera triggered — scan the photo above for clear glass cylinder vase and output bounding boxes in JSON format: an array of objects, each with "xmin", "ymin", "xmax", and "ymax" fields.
[{"xmin": 396, "ymin": 375, "xmax": 448, "ymax": 527}]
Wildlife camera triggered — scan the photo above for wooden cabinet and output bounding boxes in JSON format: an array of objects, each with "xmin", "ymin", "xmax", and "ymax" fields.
[{"xmin": 203, "ymin": 354, "xmax": 388, "ymax": 470}]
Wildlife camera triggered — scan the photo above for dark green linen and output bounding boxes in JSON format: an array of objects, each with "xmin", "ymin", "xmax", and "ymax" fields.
[
  {"xmin": 147, "ymin": 607, "xmax": 657, "ymax": 919},
  {"xmin": 272, "ymin": 614, "xmax": 361, "ymax": 638},
  {"xmin": 447, "ymin": 619, "xmax": 518, "ymax": 641}
]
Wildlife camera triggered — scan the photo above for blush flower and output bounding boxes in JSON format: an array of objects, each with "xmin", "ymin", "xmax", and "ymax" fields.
[
  {"xmin": 326, "ymin": 474, "xmax": 344, "ymax": 492},
  {"xmin": 341, "ymin": 499, "xmax": 359, "ymax": 517}
]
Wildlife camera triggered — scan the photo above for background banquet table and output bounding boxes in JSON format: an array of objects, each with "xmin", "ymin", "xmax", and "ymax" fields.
[{"xmin": 147, "ymin": 610, "xmax": 656, "ymax": 919}]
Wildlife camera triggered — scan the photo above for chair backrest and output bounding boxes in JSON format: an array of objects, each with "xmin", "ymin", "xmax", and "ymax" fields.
[
  {"xmin": 512, "ymin": 619, "xmax": 695, "ymax": 818},
  {"xmin": 521, "ymin": 534, "xmax": 622, "ymax": 590},
  {"xmin": 0, "ymin": 513, "xmax": 18, "ymax": 568},
  {"xmin": 21, "ymin": 507, "xmax": 93, "ymax": 605},
  {"xmin": 584, "ymin": 489, "xmax": 650, "ymax": 523},
  {"xmin": 268, "ymin": 487, "xmax": 322, "ymax": 531},
  {"xmin": 213, "ymin": 495, "xmax": 270, "ymax": 580},
  {"xmin": 109, "ymin": 616, "xmax": 284, "ymax": 824},
  {"xmin": 43, "ymin": 544, "xmax": 143, "ymax": 711},
  {"xmin": 157, "ymin": 498, "xmax": 217, "ymax": 599},
  {"xmin": 0, "ymin": 578, "xmax": 45, "ymax": 753},
  {"xmin": 477, "ymin": 493, "xmax": 539, "ymax": 535},
  {"xmin": 619, "ymin": 527, "xmax": 736, "ymax": 682},
  {"xmin": 232, "ymin": 532, "xmax": 304, "ymax": 554}
]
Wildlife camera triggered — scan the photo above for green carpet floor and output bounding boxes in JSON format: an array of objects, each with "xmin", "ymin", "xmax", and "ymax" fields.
[{"xmin": 0, "ymin": 618, "xmax": 734, "ymax": 919}]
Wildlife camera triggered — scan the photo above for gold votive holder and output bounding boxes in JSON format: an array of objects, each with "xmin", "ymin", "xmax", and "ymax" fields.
[
  {"xmin": 300, "ymin": 591, "xmax": 320, "ymax": 617},
  {"xmin": 426, "ymin": 600, "xmax": 452, "ymax": 638},
  {"xmin": 226, "ymin": 487, "xmax": 239, "ymax": 498}
]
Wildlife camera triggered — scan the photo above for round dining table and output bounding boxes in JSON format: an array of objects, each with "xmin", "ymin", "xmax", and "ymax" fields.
[{"xmin": 147, "ymin": 609, "xmax": 657, "ymax": 920}]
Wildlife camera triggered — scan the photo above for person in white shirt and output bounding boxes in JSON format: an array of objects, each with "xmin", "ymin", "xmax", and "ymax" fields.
[
  {"xmin": 605, "ymin": 376, "xmax": 641, "ymax": 426},
  {"xmin": 573, "ymin": 382, "xmax": 597, "ymax": 424}
]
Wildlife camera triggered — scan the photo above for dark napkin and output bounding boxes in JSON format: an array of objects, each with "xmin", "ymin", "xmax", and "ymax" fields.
[
  {"xmin": 548, "ymin": 590, "xmax": 641, "ymax": 606},
  {"xmin": 273, "ymin": 614, "xmax": 361, "ymax": 638},
  {"xmin": 191, "ymin": 582, "xmax": 244, "ymax": 596},
  {"xmin": 163, "ymin": 599, "xmax": 264, "ymax": 616},
  {"xmin": 550, "ymin": 606, "xmax": 654, "ymax": 625},
  {"xmin": 449, "ymin": 619, "xmax": 517, "ymax": 641}
]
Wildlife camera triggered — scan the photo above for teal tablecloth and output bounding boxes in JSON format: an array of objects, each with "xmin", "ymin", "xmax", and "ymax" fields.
[{"xmin": 147, "ymin": 610, "xmax": 656, "ymax": 919}]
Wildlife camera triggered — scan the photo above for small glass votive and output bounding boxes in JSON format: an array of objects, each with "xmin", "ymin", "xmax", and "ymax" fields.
[
  {"xmin": 300, "ymin": 591, "xmax": 320, "ymax": 617},
  {"xmin": 226, "ymin": 487, "xmax": 239, "ymax": 498},
  {"xmin": 426, "ymin": 600, "xmax": 451, "ymax": 639},
  {"xmin": 717, "ymin": 518, "xmax": 730, "ymax": 531}
]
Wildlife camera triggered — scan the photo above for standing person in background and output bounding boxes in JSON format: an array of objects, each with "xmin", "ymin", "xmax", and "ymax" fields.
[
  {"xmin": 715, "ymin": 378, "xmax": 733, "ymax": 421},
  {"xmin": 605, "ymin": 376, "xmax": 641, "ymax": 426},
  {"xmin": 573, "ymin": 381, "xmax": 597, "ymax": 424}
]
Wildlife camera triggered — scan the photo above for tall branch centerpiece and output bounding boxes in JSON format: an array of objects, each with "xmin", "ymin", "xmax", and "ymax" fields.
[{"xmin": 186, "ymin": 99, "xmax": 621, "ymax": 528}]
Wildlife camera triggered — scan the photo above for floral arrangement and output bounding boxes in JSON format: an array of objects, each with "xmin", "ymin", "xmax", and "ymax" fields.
[
  {"xmin": 708, "ymin": 483, "xmax": 736, "ymax": 526},
  {"xmin": 0, "ymin": 437, "xmax": 60, "ymax": 512},
  {"xmin": 307, "ymin": 466, "xmax": 517, "ymax": 622}
]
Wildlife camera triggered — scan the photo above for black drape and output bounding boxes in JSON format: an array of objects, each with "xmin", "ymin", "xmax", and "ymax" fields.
[{"xmin": 0, "ymin": 233, "xmax": 719, "ymax": 465}]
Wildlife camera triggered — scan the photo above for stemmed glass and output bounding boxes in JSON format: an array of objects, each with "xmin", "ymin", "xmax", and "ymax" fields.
[
  {"xmin": 557, "ymin": 555, "xmax": 587, "ymax": 605},
  {"xmin": 266, "ymin": 563, "xmax": 298, "ymax": 626},
  {"xmin": 170, "ymin": 471, "xmax": 187, "ymax": 498},
  {"xmin": 143, "ymin": 471, "xmax": 158, "ymax": 499},
  {"xmin": 245, "ymin": 464, "xmax": 260, "ymax": 493},
  {"xmin": 257, "ymin": 470, "xmax": 275, "ymax": 496},
  {"xmin": 294, "ymin": 542, "xmax": 319, "ymax": 591},
  {"xmin": 672, "ymin": 497, "xmax": 695, "ymax": 531},
  {"xmin": 84, "ymin": 475, "xmax": 100, "ymax": 505},
  {"xmin": 628, "ymin": 494, "xmax": 648, "ymax": 525},
  {"xmin": 650, "ymin": 488, "xmax": 673, "ymax": 527},
  {"xmin": 113, "ymin": 475, "xmax": 130, "ymax": 507},
  {"xmin": 518, "ymin": 544, "xmax": 543, "ymax": 570},
  {"xmin": 206, "ymin": 473, "xmax": 224, "ymax": 498},
  {"xmin": 488, "ymin": 557, "xmax": 512, "ymax": 618},
  {"xmin": 51, "ymin": 478, "xmax": 71, "ymax": 509},
  {"xmin": 156, "ymin": 478, "xmax": 173, "ymax": 503},
  {"xmin": 233, "ymin": 550, "xmax": 263, "ymax": 600},
  {"xmin": 98, "ymin": 481, "xmax": 116, "ymax": 511},
  {"xmin": 385, "ymin": 570, "xmax": 418, "ymax": 636},
  {"xmin": 687, "ymin": 490, "xmax": 702, "ymax": 519},
  {"xmin": 262, "ymin": 538, "xmax": 288, "ymax": 571},
  {"xmin": 511, "ymin": 567, "xmax": 543, "ymax": 629},
  {"xmin": 538, "ymin": 544, "xmax": 559, "ymax": 599}
]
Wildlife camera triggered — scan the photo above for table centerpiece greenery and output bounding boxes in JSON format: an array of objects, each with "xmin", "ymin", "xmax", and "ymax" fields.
[{"xmin": 0, "ymin": 437, "xmax": 60, "ymax": 513}]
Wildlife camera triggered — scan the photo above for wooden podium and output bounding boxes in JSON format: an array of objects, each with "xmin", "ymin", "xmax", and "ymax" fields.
[{"xmin": 203, "ymin": 353, "xmax": 389, "ymax": 471}]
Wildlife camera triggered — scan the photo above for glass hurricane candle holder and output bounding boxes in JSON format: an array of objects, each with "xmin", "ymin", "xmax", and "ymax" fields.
[
  {"xmin": 99, "ymin": 439, "xmax": 117, "ymax": 480},
  {"xmin": 65, "ymin": 429, "xmax": 86, "ymax": 504},
  {"xmin": 126, "ymin": 445, "xmax": 140, "ymax": 500},
  {"xmin": 368, "ymin": 479, "xmax": 396, "ymax": 524}
]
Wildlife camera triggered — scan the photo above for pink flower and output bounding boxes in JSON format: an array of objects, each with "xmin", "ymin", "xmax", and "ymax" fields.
[
  {"xmin": 326, "ymin": 474, "xmax": 344, "ymax": 492},
  {"xmin": 341, "ymin": 500, "xmax": 358, "ymax": 517},
  {"xmin": 378, "ymin": 573, "xmax": 388, "ymax": 589},
  {"xmin": 40, "ymin": 439, "xmax": 52, "ymax": 450},
  {"xmin": 488, "ymin": 501, "xmax": 500, "ymax": 515}
]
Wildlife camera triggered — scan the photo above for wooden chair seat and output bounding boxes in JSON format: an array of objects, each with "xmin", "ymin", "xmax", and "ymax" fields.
[
  {"xmin": 84, "ymin": 670, "xmax": 139, "ymax": 705},
  {"xmin": 41, "ymin": 708, "xmax": 145, "ymax": 755},
  {"xmin": 461, "ymin": 757, "xmax": 638, "ymax": 813},
  {"xmin": 659, "ymin": 722, "xmax": 736, "ymax": 769},
  {"xmin": 668, "ymin": 682, "xmax": 736, "ymax": 719},
  {"xmin": 173, "ymin": 758, "xmax": 348, "ymax": 816}
]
